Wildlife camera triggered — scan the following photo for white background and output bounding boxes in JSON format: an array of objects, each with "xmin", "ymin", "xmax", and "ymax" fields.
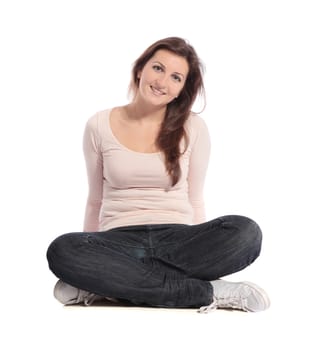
[{"xmin": 1, "ymin": 0, "xmax": 311, "ymax": 349}]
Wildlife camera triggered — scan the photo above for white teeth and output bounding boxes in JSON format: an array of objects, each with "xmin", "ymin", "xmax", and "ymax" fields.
[{"xmin": 151, "ymin": 86, "xmax": 165, "ymax": 95}]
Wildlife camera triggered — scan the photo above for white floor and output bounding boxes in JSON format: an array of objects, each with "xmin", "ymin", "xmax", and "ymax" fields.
[
  {"xmin": 2, "ymin": 248, "xmax": 310, "ymax": 350},
  {"xmin": 4, "ymin": 291, "xmax": 309, "ymax": 350}
]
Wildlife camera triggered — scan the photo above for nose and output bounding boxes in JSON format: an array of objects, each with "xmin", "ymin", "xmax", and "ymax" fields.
[{"xmin": 155, "ymin": 74, "xmax": 169, "ymax": 88}]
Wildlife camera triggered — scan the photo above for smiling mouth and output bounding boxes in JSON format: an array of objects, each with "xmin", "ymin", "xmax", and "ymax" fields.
[{"xmin": 150, "ymin": 86, "xmax": 166, "ymax": 96}]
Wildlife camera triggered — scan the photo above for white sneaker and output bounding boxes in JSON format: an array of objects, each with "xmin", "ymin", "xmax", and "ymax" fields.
[
  {"xmin": 53, "ymin": 280, "xmax": 114, "ymax": 306},
  {"xmin": 199, "ymin": 280, "xmax": 270, "ymax": 313}
]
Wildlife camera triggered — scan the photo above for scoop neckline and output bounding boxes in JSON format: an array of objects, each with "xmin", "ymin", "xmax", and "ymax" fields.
[{"xmin": 107, "ymin": 108, "xmax": 162, "ymax": 156}]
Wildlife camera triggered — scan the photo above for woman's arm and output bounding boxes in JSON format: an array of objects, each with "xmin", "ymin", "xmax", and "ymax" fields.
[
  {"xmin": 82, "ymin": 115, "xmax": 103, "ymax": 232},
  {"xmin": 187, "ymin": 116, "xmax": 211, "ymax": 224}
]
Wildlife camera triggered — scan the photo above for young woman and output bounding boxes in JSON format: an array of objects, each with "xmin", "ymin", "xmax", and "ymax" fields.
[{"xmin": 47, "ymin": 37, "xmax": 270, "ymax": 313}]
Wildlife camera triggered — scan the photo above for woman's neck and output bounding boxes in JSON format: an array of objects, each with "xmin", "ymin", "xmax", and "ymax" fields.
[{"xmin": 124, "ymin": 101, "xmax": 166, "ymax": 125}]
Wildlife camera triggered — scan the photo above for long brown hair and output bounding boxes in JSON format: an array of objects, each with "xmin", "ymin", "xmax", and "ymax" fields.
[{"xmin": 129, "ymin": 37, "xmax": 205, "ymax": 186}]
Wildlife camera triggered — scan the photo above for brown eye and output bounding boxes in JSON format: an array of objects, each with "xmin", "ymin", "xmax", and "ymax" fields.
[
  {"xmin": 172, "ymin": 74, "xmax": 182, "ymax": 82},
  {"xmin": 152, "ymin": 64, "xmax": 163, "ymax": 72}
]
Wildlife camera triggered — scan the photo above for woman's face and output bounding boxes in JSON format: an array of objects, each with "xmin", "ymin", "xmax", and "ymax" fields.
[{"xmin": 137, "ymin": 49, "xmax": 189, "ymax": 107}]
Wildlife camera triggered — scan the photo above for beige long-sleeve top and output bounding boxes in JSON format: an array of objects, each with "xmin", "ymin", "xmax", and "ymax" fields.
[{"xmin": 83, "ymin": 108, "xmax": 210, "ymax": 232}]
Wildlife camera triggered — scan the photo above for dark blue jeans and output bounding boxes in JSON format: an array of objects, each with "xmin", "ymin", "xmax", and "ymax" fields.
[{"xmin": 47, "ymin": 215, "xmax": 262, "ymax": 308}]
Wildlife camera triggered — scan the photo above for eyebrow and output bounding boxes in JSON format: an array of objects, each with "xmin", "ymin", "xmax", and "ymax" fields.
[{"xmin": 152, "ymin": 61, "xmax": 185, "ymax": 79}]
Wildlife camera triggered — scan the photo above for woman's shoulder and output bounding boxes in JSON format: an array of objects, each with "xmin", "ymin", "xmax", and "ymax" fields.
[
  {"xmin": 84, "ymin": 108, "xmax": 116, "ymax": 138},
  {"xmin": 184, "ymin": 112, "xmax": 209, "ymax": 136},
  {"xmin": 86, "ymin": 108, "xmax": 112, "ymax": 127}
]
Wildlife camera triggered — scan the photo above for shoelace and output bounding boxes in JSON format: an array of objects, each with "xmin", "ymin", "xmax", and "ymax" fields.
[
  {"xmin": 76, "ymin": 290, "xmax": 119, "ymax": 306},
  {"xmin": 198, "ymin": 298, "xmax": 218, "ymax": 313},
  {"xmin": 75, "ymin": 289, "xmax": 98, "ymax": 306},
  {"xmin": 83, "ymin": 293, "xmax": 99, "ymax": 306},
  {"xmin": 198, "ymin": 295, "xmax": 248, "ymax": 314}
]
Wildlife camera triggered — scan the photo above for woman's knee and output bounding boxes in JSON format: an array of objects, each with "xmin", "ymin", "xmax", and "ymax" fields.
[
  {"xmin": 220, "ymin": 215, "xmax": 262, "ymax": 257},
  {"xmin": 46, "ymin": 232, "xmax": 86, "ymax": 270}
]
